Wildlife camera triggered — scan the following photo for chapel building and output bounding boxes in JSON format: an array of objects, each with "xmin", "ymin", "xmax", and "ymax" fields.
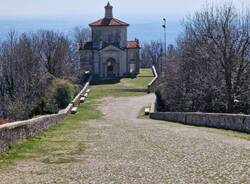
[{"xmin": 79, "ymin": 2, "xmax": 140, "ymax": 79}]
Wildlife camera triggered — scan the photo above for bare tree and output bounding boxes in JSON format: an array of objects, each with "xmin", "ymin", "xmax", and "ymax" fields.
[
  {"xmin": 0, "ymin": 32, "xmax": 47, "ymax": 120},
  {"xmin": 140, "ymin": 41, "xmax": 163, "ymax": 71},
  {"xmin": 157, "ymin": 4, "xmax": 250, "ymax": 114},
  {"xmin": 0, "ymin": 29, "xmax": 84, "ymax": 121},
  {"xmin": 73, "ymin": 26, "xmax": 91, "ymax": 44},
  {"xmin": 32, "ymin": 30, "xmax": 71, "ymax": 77}
]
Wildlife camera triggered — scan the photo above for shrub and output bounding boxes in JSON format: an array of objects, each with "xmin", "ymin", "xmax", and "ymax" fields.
[{"xmin": 43, "ymin": 79, "xmax": 75, "ymax": 114}]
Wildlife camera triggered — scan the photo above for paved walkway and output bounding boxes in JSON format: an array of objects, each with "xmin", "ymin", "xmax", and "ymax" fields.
[{"xmin": 1, "ymin": 94, "xmax": 250, "ymax": 183}]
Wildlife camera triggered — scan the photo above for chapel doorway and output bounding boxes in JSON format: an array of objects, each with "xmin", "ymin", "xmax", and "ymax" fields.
[{"xmin": 106, "ymin": 58, "xmax": 117, "ymax": 78}]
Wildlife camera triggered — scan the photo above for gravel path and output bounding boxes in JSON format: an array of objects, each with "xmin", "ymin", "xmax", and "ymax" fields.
[{"xmin": 1, "ymin": 94, "xmax": 250, "ymax": 184}]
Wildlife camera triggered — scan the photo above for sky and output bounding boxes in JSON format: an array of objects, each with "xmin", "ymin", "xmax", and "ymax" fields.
[{"xmin": 0, "ymin": 0, "xmax": 248, "ymax": 18}]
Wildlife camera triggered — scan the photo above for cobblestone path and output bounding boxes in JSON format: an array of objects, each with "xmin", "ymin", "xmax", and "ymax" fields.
[{"xmin": 1, "ymin": 94, "xmax": 250, "ymax": 183}]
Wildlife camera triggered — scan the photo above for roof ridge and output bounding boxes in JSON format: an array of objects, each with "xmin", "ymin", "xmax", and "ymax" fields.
[{"xmin": 89, "ymin": 17, "xmax": 129, "ymax": 27}]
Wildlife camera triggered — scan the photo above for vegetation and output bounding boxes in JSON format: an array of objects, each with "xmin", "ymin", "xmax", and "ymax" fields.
[
  {"xmin": 0, "ymin": 28, "xmax": 90, "ymax": 121},
  {"xmin": 0, "ymin": 69, "xmax": 153, "ymax": 169},
  {"xmin": 140, "ymin": 41, "xmax": 175, "ymax": 73},
  {"xmin": 140, "ymin": 41, "xmax": 162, "ymax": 69},
  {"xmin": 45, "ymin": 79, "xmax": 75, "ymax": 113},
  {"xmin": 156, "ymin": 4, "xmax": 250, "ymax": 114}
]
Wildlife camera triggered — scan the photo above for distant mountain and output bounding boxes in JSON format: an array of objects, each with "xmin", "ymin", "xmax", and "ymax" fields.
[{"xmin": 0, "ymin": 15, "xmax": 183, "ymax": 44}]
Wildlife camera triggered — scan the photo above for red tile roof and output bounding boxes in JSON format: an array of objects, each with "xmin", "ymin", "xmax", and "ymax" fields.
[
  {"xmin": 89, "ymin": 18, "xmax": 129, "ymax": 27},
  {"xmin": 127, "ymin": 41, "xmax": 140, "ymax": 49}
]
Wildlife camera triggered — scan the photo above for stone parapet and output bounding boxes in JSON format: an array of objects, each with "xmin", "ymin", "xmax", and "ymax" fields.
[
  {"xmin": 150, "ymin": 112, "xmax": 250, "ymax": 134},
  {"xmin": 147, "ymin": 65, "xmax": 159, "ymax": 93},
  {"xmin": 0, "ymin": 75, "xmax": 92, "ymax": 153}
]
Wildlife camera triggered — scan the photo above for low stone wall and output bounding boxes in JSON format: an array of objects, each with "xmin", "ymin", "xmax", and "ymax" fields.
[
  {"xmin": 0, "ymin": 114, "xmax": 65, "ymax": 152},
  {"xmin": 147, "ymin": 66, "xmax": 159, "ymax": 93},
  {"xmin": 0, "ymin": 75, "xmax": 92, "ymax": 153},
  {"xmin": 150, "ymin": 112, "xmax": 250, "ymax": 134},
  {"xmin": 71, "ymin": 75, "xmax": 92, "ymax": 107}
]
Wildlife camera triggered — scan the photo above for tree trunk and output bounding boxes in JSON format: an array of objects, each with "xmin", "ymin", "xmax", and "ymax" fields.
[{"xmin": 225, "ymin": 66, "xmax": 234, "ymax": 113}]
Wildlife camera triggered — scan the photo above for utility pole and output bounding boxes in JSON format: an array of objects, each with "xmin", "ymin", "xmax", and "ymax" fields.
[{"xmin": 162, "ymin": 18, "xmax": 167, "ymax": 74}]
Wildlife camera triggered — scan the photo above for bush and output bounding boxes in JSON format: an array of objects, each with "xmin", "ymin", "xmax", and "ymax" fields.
[{"xmin": 43, "ymin": 79, "xmax": 75, "ymax": 114}]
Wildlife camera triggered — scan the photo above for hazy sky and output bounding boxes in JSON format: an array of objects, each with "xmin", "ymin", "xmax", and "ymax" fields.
[{"xmin": 0, "ymin": 0, "xmax": 248, "ymax": 17}]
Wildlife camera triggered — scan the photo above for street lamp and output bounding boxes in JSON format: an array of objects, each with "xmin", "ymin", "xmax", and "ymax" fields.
[{"xmin": 162, "ymin": 18, "xmax": 167, "ymax": 74}]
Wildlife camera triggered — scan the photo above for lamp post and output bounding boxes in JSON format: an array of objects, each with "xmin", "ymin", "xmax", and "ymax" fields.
[{"xmin": 162, "ymin": 18, "xmax": 167, "ymax": 74}]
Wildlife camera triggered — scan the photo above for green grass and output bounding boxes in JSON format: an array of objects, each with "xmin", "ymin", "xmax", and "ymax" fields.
[
  {"xmin": 200, "ymin": 127, "xmax": 250, "ymax": 141},
  {"xmin": 137, "ymin": 106, "xmax": 151, "ymax": 119},
  {"xmin": 0, "ymin": 69, "xmax": 154, "ymax": 170},
  {"xmin": 91, "ymin": 69, "xmax": 153, "ymax": 98}
]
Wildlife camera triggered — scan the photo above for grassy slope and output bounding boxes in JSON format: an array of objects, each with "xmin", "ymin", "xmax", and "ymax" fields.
[{"xmin": 0, "ymin": 69, "xmax": 154, "ymax": 169}]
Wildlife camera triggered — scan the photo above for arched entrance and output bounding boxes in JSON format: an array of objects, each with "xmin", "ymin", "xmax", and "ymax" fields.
[{"xmin": 106, "ymin": 58, "xmax": 118, "ymax": 78}]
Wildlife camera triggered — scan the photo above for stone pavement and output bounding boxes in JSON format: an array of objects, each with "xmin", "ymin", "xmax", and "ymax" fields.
[{"xmin": 1, "ymin": 94, "xmax": 250, "ymax": 183}]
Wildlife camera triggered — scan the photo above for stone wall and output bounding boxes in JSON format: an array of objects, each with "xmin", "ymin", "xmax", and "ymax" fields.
[
  {"xmin": 127, "ymin": 48, "xmax": 140, "ymax": 74},
  {"xmin": 147, "ymin": 65, "xmax": 159, "ymax": 93},
  {"xmin": 71, "ymin": 75, "xmax": 92, "ymax": 107},
  {"xmin": 99, "ymin": 47, "xmax": 127, "ymax": 77},
  {"xmin": 0, "ymin": 114, "xmax": 65, "ymax": 152},
  {"xmin": 147, "ymin": 69, "xmax": 250, "ymax": 134},
  {"xmin": 92, "ymin": 26, "xmax": 127, "ymax": 48},
  {"xmin": 0, "ymin": 76, "xmax": 92, "ymax": 153},
  {"xmin": 150, "ymin": 112, "xmax": 250, "ymax": 134}
]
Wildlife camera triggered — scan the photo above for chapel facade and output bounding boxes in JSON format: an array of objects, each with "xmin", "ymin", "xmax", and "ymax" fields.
[{"xmin": 79, "ymin": 2, "xmax": 140, "ymax": 79}]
